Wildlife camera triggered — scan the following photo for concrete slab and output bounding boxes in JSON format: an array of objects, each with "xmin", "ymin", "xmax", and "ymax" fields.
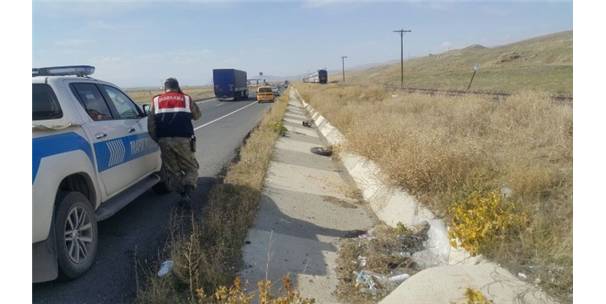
[
  {"xmin": 285, "ymin": 125, "xmax": 320, "ymax": 138},
  {"xmin": 274, "ymin": 137, "xmax": 323, "ymax": 155},
  {"xmin": 241, "ymin": 90, "xmax": 376, "ymax": 303},
  {"xmin": 284, "ymin": 116, "xmax": 307, "ymax": 125},
  {"xmin": 284, "ymin": 112, "xmax": 309, "ymax": 121},
  {"xmin": 380, "ymin": 263, "xmax": 556, "ymax": 304},
  {"xmin": 282, "ymin": 131, "xmax": 324, "ymax": 145},
  {"xmin": 272, "ymin": 148, "xmax": 338, "ymax": 171},
  {"xmin": 265, "ymin": 161, "xmax": 352, "ymax": 202}
]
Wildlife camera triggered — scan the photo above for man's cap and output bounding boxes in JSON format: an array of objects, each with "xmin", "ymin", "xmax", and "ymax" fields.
[{"xmin": 164, "ymin": 77, "xmax": 180, "ymax": 90}]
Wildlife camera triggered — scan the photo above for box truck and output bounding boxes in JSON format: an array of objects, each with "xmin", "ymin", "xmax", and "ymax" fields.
[{"xmin": 213, "ymin": 69, "xmax": 248, "ymax": 100}]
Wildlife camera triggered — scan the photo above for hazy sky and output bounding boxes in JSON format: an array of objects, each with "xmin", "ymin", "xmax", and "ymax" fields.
[{"xmin": 33, "ymin": 0, "xmax": 572, "ymax": 88}]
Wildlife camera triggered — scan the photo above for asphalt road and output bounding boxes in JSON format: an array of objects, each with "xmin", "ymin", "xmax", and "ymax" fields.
[{"xmin": 33, "ymin": 96, "xmax": 273, "ymax": 304}]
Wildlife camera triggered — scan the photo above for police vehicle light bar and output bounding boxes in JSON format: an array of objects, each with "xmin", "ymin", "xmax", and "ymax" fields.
[{"xmin": 32, "ymin": 65, "xmax": 95, "ymax": 77}]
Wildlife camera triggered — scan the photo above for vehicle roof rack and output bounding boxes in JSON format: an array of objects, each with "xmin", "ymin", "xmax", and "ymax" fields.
[{"xmin": 32, "ymin": 65, "xmax": 95, "ymax": 77}]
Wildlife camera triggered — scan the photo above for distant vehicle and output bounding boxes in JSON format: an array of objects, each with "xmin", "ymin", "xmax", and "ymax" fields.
[
  {"xmin": 213, "ymin": 69, "xmax": 248, "ymax": 100},
  {"xmin": 302, "ymin": 69, "xmax": 328, "ymax": 84},
  {"xmin": 272, "ymin": 87, "xmax": 281, "ymax": 97},
  {"xmin": 256, "ymin": 86, "xmax": 275, "ymax": 103},
  {"xmin": 32, "ymin": 65, "xmax": 163, "ymax": 283}
]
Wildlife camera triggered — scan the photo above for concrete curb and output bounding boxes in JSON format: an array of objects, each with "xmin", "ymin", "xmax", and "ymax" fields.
[
  {"xmin": 292, "ymin": 88, "xmax": 556, "ymax": 304},
  {"xmin": 294, "ymin": 88, "xmax": 464, "ymax": 265}
]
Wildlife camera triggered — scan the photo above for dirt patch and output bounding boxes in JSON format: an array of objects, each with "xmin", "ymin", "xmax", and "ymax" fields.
[{"xmin": 496, "ymin": 51, "xmax": 522, "ymax": 63}]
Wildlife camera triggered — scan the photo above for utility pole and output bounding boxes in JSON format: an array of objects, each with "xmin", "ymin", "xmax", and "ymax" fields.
[
  {"xmin": 393, "ymin": 29, "xmax": 412, "ymax": 88},
  {"xmin": 341, "ymin": 56, "xmax": 348, "ymax": 82}
]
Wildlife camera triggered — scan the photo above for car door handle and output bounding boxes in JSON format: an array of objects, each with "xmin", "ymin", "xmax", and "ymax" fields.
[
  {"xmin": 128, "ymin": 128, "xmax": 136, "ymax": 133},
  {"xmin": 95, "ymin": 133, "xmax": 107, "ymax": 139}
]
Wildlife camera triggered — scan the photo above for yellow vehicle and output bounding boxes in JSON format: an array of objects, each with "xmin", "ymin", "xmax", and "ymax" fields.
[{"xmin": 256, "ymin": 86, "xmax": 275, "ymax": 103}]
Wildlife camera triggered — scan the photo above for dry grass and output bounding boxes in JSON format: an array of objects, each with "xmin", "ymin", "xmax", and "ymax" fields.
[
  {"xmin": 297, "ymin": 83, "xmax": 572, "ymax": 302},
  {"xmin": 127, "ymin": 86, "xmax": 214, "ymax": 104},
  {"xmin": 137, "ymin": 90, "xmax": 290, "ymax": 304}
]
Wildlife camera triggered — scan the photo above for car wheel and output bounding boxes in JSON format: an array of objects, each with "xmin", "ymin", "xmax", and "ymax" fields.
[
  {"xmin": 55, "ymin": 192, "xmax": 98, "ymax": 280},
  {"xmin": 152, "ymin": 181, "xmax": 170, "ymax": 194}
]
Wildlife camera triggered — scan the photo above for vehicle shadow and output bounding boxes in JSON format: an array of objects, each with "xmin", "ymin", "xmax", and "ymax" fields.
[{"xmin": 32, "ymin": 176, "xmax": 218, "ymax": 304}]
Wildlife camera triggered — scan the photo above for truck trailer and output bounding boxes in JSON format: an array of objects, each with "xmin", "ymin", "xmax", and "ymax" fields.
[{"xmin": 213, "ymin": 69, "xmax": 248, "ymax": 100}]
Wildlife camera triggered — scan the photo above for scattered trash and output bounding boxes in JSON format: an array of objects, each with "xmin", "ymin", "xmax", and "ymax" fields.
[
  {"xmin": 518, "ymin": 272, "xmax": 527, "ymax": 280},
  {"xmin": 337, "ymin": 223, "xmax": 432, "ymax": 301},
  {"xmin": 391, "ymin": 94, "xmax": 398, "ymax": 98},
  {"xmin": 157, "ymin": 260, "xmax": 174, "ymax": 277},
  {"xmin": 311, "ymin": 146, "xmax": 333, "ymax": 156},
  {"xmin": 358, "ymin": 256, "xmax": 368, "ymax": 267},
  {"xmin": 387, "ymin": 273, "xmax": 410, "ymax": 283},
  {"xmin": 302, "ymin": 120, "xmax": 313, "ymax": 128},
  {"xmin": 354, "ymin": 271, "xmax": 379, "ymax": 294}
]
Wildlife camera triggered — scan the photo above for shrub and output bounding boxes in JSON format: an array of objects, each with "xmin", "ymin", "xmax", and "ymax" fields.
[{"xmin": 448, "ymin": 190, "xmax": 528, "ymax": 255}]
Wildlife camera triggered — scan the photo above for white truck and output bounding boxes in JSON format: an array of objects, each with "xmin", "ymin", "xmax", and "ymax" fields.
[{"xmin": 32, "ymin": 66, "xmax": 163, "ymax": 282}]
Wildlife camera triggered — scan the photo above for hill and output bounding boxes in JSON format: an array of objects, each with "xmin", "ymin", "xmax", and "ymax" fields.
[{"xmin": 339, "ymin": 31, "xmax": 572, "ymax": 95}]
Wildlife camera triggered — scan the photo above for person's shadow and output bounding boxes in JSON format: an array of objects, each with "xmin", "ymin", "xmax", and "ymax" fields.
[{"xmin": 239, "ymin": 184, "xmax": 367, "ymax": 299}]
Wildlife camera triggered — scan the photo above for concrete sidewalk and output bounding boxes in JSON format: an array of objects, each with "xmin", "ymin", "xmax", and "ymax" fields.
[{"xmin": 240, "ymin": 90, "xmax": 376, "ymax": 303}]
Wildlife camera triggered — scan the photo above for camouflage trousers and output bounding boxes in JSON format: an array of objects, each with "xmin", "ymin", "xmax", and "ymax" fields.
[{"xmin": 158, "ymin": 137, "xmax": 199, "ymax": 193}]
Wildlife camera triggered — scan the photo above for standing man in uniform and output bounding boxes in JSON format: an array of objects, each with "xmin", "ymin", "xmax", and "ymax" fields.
[{"xmin": 148, "ymin": 77, "xmax": 201, "ymax": 206}]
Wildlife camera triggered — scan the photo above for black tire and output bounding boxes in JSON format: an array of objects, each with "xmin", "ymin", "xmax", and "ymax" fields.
[
  {"xmin": 55, "ymin": 192, "xmax": 98, "ymax": 280},
  {"xmin": 152, "ymin": 181, "xmax": 170, "ymax": 194}
]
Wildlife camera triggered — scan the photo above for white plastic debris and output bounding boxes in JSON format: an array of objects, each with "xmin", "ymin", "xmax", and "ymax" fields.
[
  {"xmin": 501, "ymin": 186, "xmax": 513, "ymax": 198},
  {"xmin": 157, "ymin": 260, "xmax": 174, "ymax": 277},
  {"xmin": 388, "ymin": 273, "xmax": 410, "ymax": 283},
  {"xmin": 358, "ymin": 256, "xmax": 368, "ymax": 267},
  {"xmin": 518, "ymin": 272, "xmax": 527, "ymax": 280},
  {"xmin": 355, "ymin": 271, "xmax": 378, "ymax": 293}
]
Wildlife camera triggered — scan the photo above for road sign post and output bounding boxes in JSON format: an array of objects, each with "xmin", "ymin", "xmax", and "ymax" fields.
[{"xmin": 466, "ymin": 64, "xmax": 480, "ymax": 91}]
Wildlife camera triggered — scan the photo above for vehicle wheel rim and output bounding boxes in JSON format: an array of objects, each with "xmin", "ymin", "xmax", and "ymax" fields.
[{"xmin": 64, "ymin": 206, "xmax": 93, "ymax": 264}]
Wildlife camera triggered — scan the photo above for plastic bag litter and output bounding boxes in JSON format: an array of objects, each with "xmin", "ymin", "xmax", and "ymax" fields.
[
  {"xmin": 355, "ymin": 270, "xmax": 411, "ymax": 294},
  {"xmin": 357, "ymin": 256, "xmax": 368, "ymax": 267},
  {"xmin": 157, "ymin": 260, "xmax": 174, "ymax": 277},
  {"xmin": 387, "ymin": 273, "xmax": 410, "ymax": 283},
  {"xmin": 355, "ymin": 271, "xmax": 379, "ymax": 293}
]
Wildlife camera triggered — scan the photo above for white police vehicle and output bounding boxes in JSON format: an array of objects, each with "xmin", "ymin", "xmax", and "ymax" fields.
[{"xmin": 33, "ymin": 66, "xmax": 163, "ymax": 282}]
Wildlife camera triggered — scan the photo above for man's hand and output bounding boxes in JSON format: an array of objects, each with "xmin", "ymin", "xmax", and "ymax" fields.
[
  {"xmin": 147, "ymin": 102, "xmax": 158, "ymax": 143},
  {"xmin": 190, "ymin": 97, "xmax": 201, "ymax": 121}
]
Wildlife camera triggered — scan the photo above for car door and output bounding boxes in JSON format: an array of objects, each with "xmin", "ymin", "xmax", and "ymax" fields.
[
  {"xmin": 71, "ymin": 82, "xmax": 140, "ymax": 198},
  {"xmin": 98, "ymin": 84, "xmax": 160, "ymax": 181}
]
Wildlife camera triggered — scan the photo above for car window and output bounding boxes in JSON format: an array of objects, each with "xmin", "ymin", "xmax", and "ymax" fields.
[
  {"xmin": 71, "ymin": 83, "xmax": 113, "ymax": 121},
  {"xmin": 259, "ymin": 87, "xmax": 272, "ymax": 93},
  {"xmin": 33, "ymin": 84, "xmax": 62, "ymax": 120},
  {"xmin": 100, "ymin": 85, "xmax": 140, "ymax": 119}
]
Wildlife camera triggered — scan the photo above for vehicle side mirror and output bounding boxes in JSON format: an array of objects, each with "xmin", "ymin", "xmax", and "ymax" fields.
[{"xmin": 141, "ymin": 104, "xmax": 151, "ymax": 116}]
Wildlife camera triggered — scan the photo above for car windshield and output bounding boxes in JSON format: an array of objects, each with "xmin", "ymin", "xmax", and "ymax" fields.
[{"xmin": 259, "ymin": 87, "xmax": 272, "ymax": 93}]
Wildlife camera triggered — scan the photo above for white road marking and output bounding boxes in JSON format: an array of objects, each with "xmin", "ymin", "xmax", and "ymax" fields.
[
  {"xmin": 194, "ymin": 98, "xmax": 216, "ymax": 105},
  {"xmin": 194, "ymin": 102, "xmax": 258, "ymax": 131}
]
